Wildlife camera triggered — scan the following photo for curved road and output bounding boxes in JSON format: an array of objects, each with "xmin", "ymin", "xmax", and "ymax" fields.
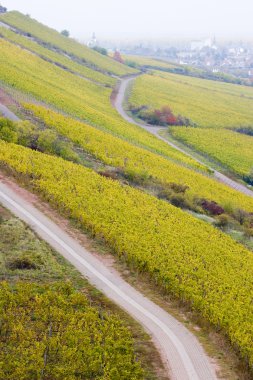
[
  {"xmin": 0, "ymin": 179, "xmax": 217, "ymax": 380},
  {"xmin": 0, "ymin": 100, "xmax": 218, "ymax": 379},
  {"xmin": 114, "ymin": 75, "xmax": 253, "ymax": 198}
]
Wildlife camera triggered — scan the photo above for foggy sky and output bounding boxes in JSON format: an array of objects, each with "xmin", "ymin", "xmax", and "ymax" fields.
[{"xmin": 2, "ymin": 0, "xmax": 253, "ymax": 41}]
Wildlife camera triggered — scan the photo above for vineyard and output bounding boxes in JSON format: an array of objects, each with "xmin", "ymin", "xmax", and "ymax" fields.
[
  {"xmin": 129, "ymin": 71, "xmax": 253, "ymax": 128},
  {"xmin": 0, "ymin": 282, "xmax": 143, "ymax": 380},
  {"xmin": 0, "ymin": 11, "xmax": 138, "ymax": 77},
  {"xmin": 0, "ymin": 205, "xmax": 145, "ymax": 379},
  {"xmin": 24, "ymin": 103, "xmax": 253, "ymax": 212},
  {"xmin": 0, "ymin": 27, "xmax": 116, "ymax": 86},
  {"xmin": 1, "ymin": 141, "xmax": 253, "ymax": 367},
  {"xmin": 1, "ymin": 8, "xmax": 253, "ymax": 376},
  {"xmin": 0, "ymin": 38, "xmax": 206, "ymax": 170},
  {"xmin": 123, "ymin": 55, "xmax": 178, "ymax": 69},
  {"xmin": 171, "ymin": 126, "xmax": 253, "ymax": 177}
]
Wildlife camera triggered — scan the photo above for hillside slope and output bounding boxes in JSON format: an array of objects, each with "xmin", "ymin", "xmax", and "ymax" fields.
[{"xmin": 0, "ymin": 11, "xmax": 138, "ymax": 76}]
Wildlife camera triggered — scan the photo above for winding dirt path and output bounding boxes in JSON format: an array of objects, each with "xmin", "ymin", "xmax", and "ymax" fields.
[
  {"xmin": 114, "ymin": 75, "xmax": 253, "ymax": 198},
  {"xmin": 0, "ymin": 100, "xmax": 218, "ymax": 379}
]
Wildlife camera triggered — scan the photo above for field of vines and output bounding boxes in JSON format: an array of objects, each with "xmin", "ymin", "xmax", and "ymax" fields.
[
  {"xmin": 129, "ymin": 71, "xmax": 253, "ymax": 128},
  {"xmin": 123, "ymin": 55, "xmax": 178, "ymax": 69},
  {"xmin": 0, "ymin": 283, "xmax": 143, "ymax": 380},
  {"xmin": 0, "ymin": 11, "xmax": 137, "ymax": 77},
  {"xmin": 25, "ymin": 103, "xmax": 253, "ymax": 212},
  {"xmin": 1, "ymin": 140, "xmax": 253, "ymax": 367},
  {"xmin": 0, "ymin": 27, "xmax": 116, "ymax": 86},
  {"xmin": 171, "ymin": 126, "xmax": 253, "ymax": 177},
  {"xmin": 0, "ymin": 38, "xmax": 205, "ymax": 170}
]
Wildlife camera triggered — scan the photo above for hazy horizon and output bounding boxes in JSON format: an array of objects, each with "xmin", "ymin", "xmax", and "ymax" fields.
[{"xmin": 1, "ymin": 0, "xmax": 253, "ymax": 41}]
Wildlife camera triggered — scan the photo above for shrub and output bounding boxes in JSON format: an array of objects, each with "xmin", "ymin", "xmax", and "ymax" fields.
[
  {"xmin": 167, "ymin": 182, "xmax": 189, "ymax": 194},
  {"xmin": 233, "ymin": 208, "xmax": 249, "ymax": 225},
  {"xmin": 37, "ymin": 129, "xmax": 58, "ymax": 153},
  {"xmin": 215, "ymin": 214, "xmax": 230, "ymax": 228},
  {"xmin": 98, "ymin": 170, "xmax": 118, "ymax": 180},
  {"xmin": 7, "ymin": 255, "xmax": 38, "ymax": 270},
  {"xmin": 93, "ymin": 46, "xmax": 108, "ymax": 56},
  {"xmin": 113, "ymin": 50, "xmax": 124, "ymax": 64},
  {"xmin": 0, "ymin": 118, "xmax": 18, "ymax": 143},
  {"xmin": 125, "ymin": 60, "xmax": 139, "ymax": 69},
  {"xmin": 36, "ymin": 130, "xmax": 79, "ymax": 162},
  {"xmin": 243, "ymin": 168, "xmax": 253, "ymax": 186},
  {"xmin": 0, "ymin": 5, "xmax": 7, "ymax": 13},
  {"xmin": 61, "ymin": 29, "xmax": 70, "ymax": 37},
  {"xmin": 201, "ymin": 200, "xmax": 224, "ymax": 215},
  {"xmin": 138, "ymin": 106, "xmax": 192, "ymax": 126},
  {"xmin": 157, "ymin": 188, "xmax": 173, "ymax": 201},
  {"xmin": 16, "ymin": 120, "xmax": 38, "ymax": 147},
  {"xmin": 54, "ymin": 140, "xmax": 80, "ymax": 163},
  {"xmin": 124, "ymin": 169, "xmax": 151, "ymax": 186},
  {"xmin": 128, "ymin": 104, "xmax": 147, "ymax": 115},
  {"xmin": 170, "ymin": 194, "xmax": 192, "ymax": 209}
]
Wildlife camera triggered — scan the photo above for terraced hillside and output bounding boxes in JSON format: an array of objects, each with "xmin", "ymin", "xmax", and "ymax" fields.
[
  {"xmin": 1, "ymin": 33, "xmax": 253, "ymax": 211},
  {"xmin": 0, "ymin": 27, "xmax": 116, "ymax": 86},
  {"xmin": 129, "ymin": 70, "xmax": 253, "ymax": 180},
  {"xmin": 1, "ymin": 10, "xmax": 253, "ymax": 377},
  {"xmin": 0, "ymin": 11, "xmax": 138, "ymax": 77},
  {"xmin": 170, "ymin": 126, "xmax": 253, "ymax": 179},
  {"xmin": 123, "ymin": 55, "xmax": 178, "ymax": 70},
  {"xmin": 124, "ymin": 55, "xmax": 244, "ymax": 84},
  {"xmin": 23, "ymin": 103, "xmax": 253, "ymax": 212},
  {"xmin": 0, "ymin": 38, "xmax": 205, "ymax": 171},
  {"xmin": 1, "ymin": 141, "xmax": 253, "ymax": 369}
]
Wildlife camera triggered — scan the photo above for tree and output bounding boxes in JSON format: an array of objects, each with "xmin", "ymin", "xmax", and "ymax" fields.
[
  {"xmin": 0, "ymin": 5, "xmax": 7, "ymax": 13},
  {"xmin": 61, "ymin": 29, "xmax": 70, "ymax": 37},
  {"xmin": 93, "ymin": 46, "xmax": 108, "ymax": 56},
  {"xmin": 113, "ymin": 50, "xmax": 124, "ymax": 64}
]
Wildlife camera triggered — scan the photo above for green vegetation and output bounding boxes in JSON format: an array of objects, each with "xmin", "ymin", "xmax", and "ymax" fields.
[
  {"xmin": 0, "ymin": 117, "xmax": 80, "ymax": 163},
  {"xmin": 124, "ymin": 55, "xmax": 247, "ymax": 85},
  {"xmin": 0, "ymin": 38, "xmax": 206, "ymax": 171},
  {"xmin": 60, "ymin": 29, "xmax": 69, "ymax": 37},
  {"xmin": 0, "ymin": 11, "xmax": 137, "ymax": 76},
  {"xmin": 1, "ymin": 141, "xmax": 253, "ymax": 369},
  {"xmin": 0, "ymin": 27, "xmax": 116, "ymax": 86},
  {"xmin": 0, "ymin": 282, "xmax": 143, "ymax": 380},
  {"xmin": 128, "ymin": 70, "xmax": 253, "ymax": 182},
  {"xmin": 23, "ymin": 103, "xmax": 253, "ymax": 213},
  {"xmin": 93, "ymin": 46, "xmax": 108, "ymax": 56},
  {"xmin": 0, "ymin": 208, "xmax": 144, "ymax": 379},
  {"xmin": 1, "ymin": 9, "xmax": 253, "ymax": 375},
  {"xmin": 170, "ymin": 126, "xmax": 253, "ymax": 179},
  {"xmin": 123, "ymin": 55, "xmax": 178, "ymax": 70},
  {"xmin": 129, "ymin": 71, "xmax": 253, "ymax": 128}
]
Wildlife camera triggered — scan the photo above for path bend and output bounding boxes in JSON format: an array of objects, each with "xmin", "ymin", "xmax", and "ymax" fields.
[
  {"xmin": 0, "ymin": 98, "xmax": 218, "ymax": 379},
  {"xmin": 114, "ymin": 75, "xmax": 253, "ymax": 198}
]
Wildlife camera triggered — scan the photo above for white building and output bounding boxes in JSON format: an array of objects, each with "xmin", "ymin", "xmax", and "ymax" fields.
[
  {"xmin": 190, "ymin": 37, "xmax": 216, "ymax": 51},
  {"xmin": 87, "ymin": 33, "xmax": 97, "ymax": 48}
]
